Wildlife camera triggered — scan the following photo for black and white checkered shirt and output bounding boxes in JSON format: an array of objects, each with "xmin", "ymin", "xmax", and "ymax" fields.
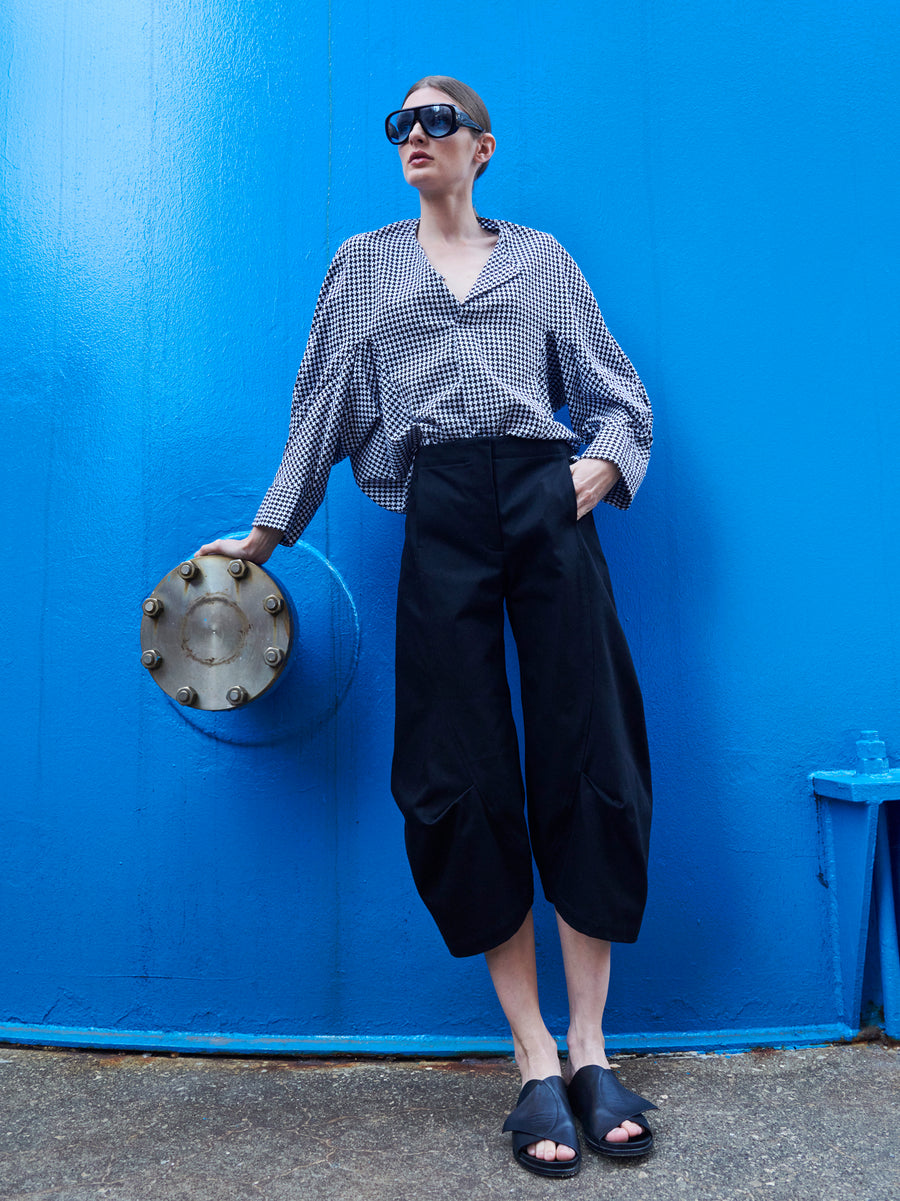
[{"xmin": 254, "ymin": 217, "xmax": 652, "ymax": 545}]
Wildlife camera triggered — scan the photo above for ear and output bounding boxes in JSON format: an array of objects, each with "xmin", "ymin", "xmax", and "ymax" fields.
[{"xmin": 474, "ymin": 132, "xmax": 496, "ymax": 165}]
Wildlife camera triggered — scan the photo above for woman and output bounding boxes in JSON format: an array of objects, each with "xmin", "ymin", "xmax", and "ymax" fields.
[{"xmin": 198, "ymin": 76, "xmax": 655, "ymax": 1179}]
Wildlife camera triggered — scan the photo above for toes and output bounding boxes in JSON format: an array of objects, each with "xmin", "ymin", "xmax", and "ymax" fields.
[
  {"xmin": 603, "ymin": 1120, "xmax": 644, "ymax": 1142},
  {"xmin": 604, "ymin": 1125, "xmax": 630, "ymax": 1143},
  {"xmin": 525, "ymin": 1139, "xmax": 576, "ymax": 1162}
]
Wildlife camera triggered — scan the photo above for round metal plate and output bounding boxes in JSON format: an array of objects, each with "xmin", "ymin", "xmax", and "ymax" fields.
[{"xmin": 139, "ymin": 557, "xmax": 293, "ymax": 711}]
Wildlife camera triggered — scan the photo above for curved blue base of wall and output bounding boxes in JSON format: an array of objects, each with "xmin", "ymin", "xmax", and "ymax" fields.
[{"xmin": 0, "ymin": 1022, "xmax": 856, "ymax": 1058}]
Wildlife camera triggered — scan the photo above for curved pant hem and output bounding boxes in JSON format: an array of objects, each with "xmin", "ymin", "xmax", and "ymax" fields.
[
  {"xmin": 549, "ymin": 895, "xmax": 644, "ymax": 946},
  {"xmin": 441, "ymin": 902, "xmax": 535, "ymax": 959}
]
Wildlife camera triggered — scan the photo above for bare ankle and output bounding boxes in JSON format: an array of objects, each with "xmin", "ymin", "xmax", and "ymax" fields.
[
  {"xmin": 513, "ymin": 1030, "xmax": 561, "ymax": 1082},
  {"xmin": 564, "ymin": 1027, "xmax": 609, "ymax": 1075}
]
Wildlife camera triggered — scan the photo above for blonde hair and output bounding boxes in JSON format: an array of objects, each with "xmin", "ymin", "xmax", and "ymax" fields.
[{"xmin": 403, "ymin": 76, "xmax": 492, "ymax": 180}]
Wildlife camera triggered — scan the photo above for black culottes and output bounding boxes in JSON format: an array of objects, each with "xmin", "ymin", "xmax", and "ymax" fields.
[{"xmin": 391, "ymin": 437, "xmax": 652, "ymax": 957}]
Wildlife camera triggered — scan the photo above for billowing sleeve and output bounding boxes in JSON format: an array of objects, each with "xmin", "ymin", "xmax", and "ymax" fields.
[
  {"xmin": 552, "ymin": 242, "xmax": 652, "ymax": 510},
  {"xmin": 254, "ymin": 240, "xmax": 367, "ymax": 545}
]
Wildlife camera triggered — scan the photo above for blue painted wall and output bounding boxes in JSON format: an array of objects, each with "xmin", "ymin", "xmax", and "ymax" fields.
[{"xmin": 2, "ymin": 0, "xmax": 899, "ymax": 1052}]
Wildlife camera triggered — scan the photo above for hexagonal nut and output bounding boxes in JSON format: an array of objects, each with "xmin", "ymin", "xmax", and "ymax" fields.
[
  {"xmin": 178, "ymin": 560, "xmax": 198, "ymax": 580},
  {"xmin": 263, "ymin": 594, "xmax": 283, "ymax": 614},
  {"xmin": 227, "ymin": 559, "xmax": 248, "ymax": 579},
  {"xmin": 264, "ymin": 646, "xmax": 286, "ymax": 668},
  {"xmin": 142, "ymin": 597, "xmax": 164, "ymax": 618},
  {"xmin": 141, "ymin": 648, "xmax": 162, "ymax": 670},
  {"xmin": 226, "ymin": 685, "xmax": 249, "ymax": 706},
  {"xmin": 175, "ymin": 686, "xmax": 197, "ymax": 706}
]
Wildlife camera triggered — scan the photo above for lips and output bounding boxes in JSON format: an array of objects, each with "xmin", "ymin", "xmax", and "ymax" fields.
[{"xmin": 408, "ymin": 152, "xmax": 433, "ymax": 166}]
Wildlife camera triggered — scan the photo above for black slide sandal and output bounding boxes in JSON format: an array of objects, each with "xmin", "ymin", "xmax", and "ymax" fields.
[
  {"xmin": 567, "ymin": 1065, "xmax": 657, "ymax": 1158},
  {"xmin": 502, "ymin": 1075, "xmax": 582, "ymax": 1178}
]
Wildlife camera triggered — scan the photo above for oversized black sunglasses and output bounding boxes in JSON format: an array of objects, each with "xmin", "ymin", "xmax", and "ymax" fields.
[{"xmin": 384, "ymin": 104, "xmax": 484, "ymax": 145}]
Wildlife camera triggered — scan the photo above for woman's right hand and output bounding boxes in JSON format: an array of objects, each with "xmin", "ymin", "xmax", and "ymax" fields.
[{"xmin": 195, "ymin": 525, "xmax": 282, "ymax": 566}]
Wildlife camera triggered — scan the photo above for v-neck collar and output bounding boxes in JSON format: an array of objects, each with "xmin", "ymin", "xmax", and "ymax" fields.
[{"xmin": 407, "ymin": 217, "xmax": 521, "ymax": 303}]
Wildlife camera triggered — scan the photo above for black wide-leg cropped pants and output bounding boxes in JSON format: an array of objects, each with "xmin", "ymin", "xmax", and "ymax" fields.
[{"xmin": 391, "ymin": 437, "xmax": 652, "ymax": 958}]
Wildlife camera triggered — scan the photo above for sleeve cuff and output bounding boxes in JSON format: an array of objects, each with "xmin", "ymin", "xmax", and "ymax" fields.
[
  {"xmin": 576, "ymin": 425, "xmax": 648, "ymax": 510},
  {"xmin": 253, "ymin": 485, "xmax": 316, "ymax": 548}
]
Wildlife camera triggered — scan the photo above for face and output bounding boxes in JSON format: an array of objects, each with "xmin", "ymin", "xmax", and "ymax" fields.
[{"xmin": 397, "ymin": 87, "xmax": 494, "ymax": 194}]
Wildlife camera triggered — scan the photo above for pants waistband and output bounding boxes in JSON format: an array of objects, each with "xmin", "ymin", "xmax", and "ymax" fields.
[{"xmin": 416, "ymin": 436, "xmax": 572, "ymax": 465}]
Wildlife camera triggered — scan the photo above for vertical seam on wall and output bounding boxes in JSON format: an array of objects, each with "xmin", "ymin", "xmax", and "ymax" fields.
[
  {"xmin": 325, "ymin": 0, "xmax": 333, "ymax": 259},
  {"xmin": 324, "ymin": 0, "xmax": 340, "ymax": 1017}
]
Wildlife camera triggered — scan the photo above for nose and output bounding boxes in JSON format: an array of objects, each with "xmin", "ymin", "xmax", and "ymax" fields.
[{"xmin": 408, "ymin": 121, "xmax": 427, "ymax": 144}]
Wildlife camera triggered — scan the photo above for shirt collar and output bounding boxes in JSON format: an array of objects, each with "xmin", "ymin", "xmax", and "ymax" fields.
[
  {"xmin": 404, "ymin": 217, "xmax": 521, "ymax": 300},
  {"xmin": 471, "ymin": 218, "xmax": 521, "ymax": 298}
]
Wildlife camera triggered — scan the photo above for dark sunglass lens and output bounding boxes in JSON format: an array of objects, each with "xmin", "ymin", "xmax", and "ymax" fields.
[
  {"xmin": 386, "ymin": 110, "xmax": 413, "ymax": 143},
  {"xmin": 422, "ymin": 105, "xmax": 454, "ymax": 137}
]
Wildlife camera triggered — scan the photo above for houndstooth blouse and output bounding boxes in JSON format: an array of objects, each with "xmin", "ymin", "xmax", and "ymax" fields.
[{"xmin": 254, "ymin": 217, "xmax": 652, "ymax": 546}]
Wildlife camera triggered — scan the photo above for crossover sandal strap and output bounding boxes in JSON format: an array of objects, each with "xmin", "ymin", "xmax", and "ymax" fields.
[
  {"xmin": 567, "ymin": 1064, "xmax": 657, "ymax": 1151},
  {"xmin": 502, "ymin": 1076, "xmax": 581, "ymax": 1177},
  {"xmin": 502, "ymin": 1076, "xmax": 579, "ymax": 1146}
]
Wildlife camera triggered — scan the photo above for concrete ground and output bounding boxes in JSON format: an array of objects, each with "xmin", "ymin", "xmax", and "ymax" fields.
[{"xmin": 0, "ymin": 1038, "xmax": 897, "ymax": 1201}]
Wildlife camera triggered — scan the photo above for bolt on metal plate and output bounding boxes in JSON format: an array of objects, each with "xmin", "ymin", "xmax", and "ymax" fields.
[{"xmin": 139, "ymin": 556, "xmax": 293, "ymax": 711}]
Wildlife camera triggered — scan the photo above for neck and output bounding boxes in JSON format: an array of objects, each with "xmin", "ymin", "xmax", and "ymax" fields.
[{"xmin": 416, "ymin": 188, "xmax": 483, "ymax": 243}]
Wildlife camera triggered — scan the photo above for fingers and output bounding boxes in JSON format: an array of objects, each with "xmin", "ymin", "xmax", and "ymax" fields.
[
  {"xmin": 569, "ymin": 457, "xmax": 622, "ymax": 518},
  {"xmin": 195, "ymin": 540, "xmax": 231, "ymax": 558},
  {"xmin": 568, "ymin": 472, "xmax": 594, "ymax": 521},
  {"xmin": 194, "ymin": 538, "xmax": 247, "ymax": 560},
  {"xmin": 193, "ymin": 530, "xmax": 280, "ymax": 566}
]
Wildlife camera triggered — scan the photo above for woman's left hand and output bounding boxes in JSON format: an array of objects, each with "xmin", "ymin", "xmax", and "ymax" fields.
[{"xmin": 570, "ymin": 458, "xmax": 622, "ymax": 520}]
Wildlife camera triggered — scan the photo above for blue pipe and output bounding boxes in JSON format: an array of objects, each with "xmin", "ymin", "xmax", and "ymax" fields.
[{"xmin": 874, "ymin": 806, "xmax": 900, "ymax": 1038}]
